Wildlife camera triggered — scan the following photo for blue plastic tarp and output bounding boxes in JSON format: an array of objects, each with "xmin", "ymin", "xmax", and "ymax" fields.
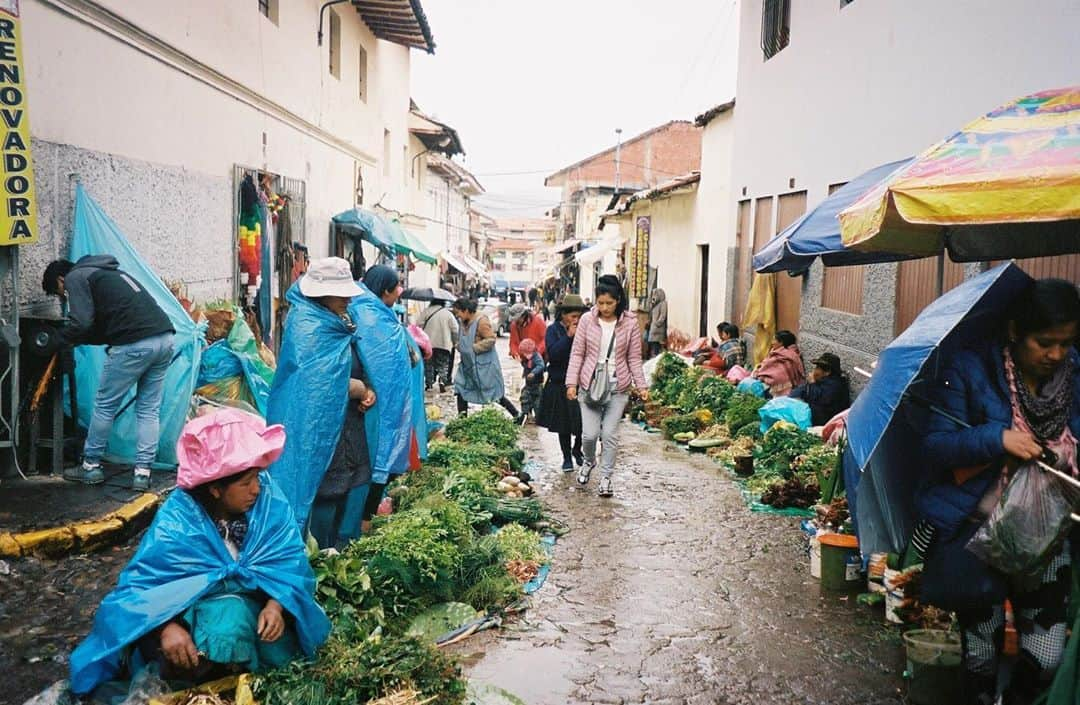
[
  {"xmin": 69, "ymin": 186, "xmax": 203, "ymax": 466},
  {"xmin": 332, "ymin": 208, "xmax": 396, "ymax": 252},
  {"xmin": 266, "ymin": 283, "xmax": 355, "ymax": 526},
  {"xmin": 68, "ymin": 472, "xmax": 330, "ymax": 695},
  {"xmin": 758, "ymin": 396, "xmax": 812, "ymax": 434},
  {"xmin": 845, "ymin": 262, "xmax": 1032, "ymax": 556},
  {"xmin": 349, "ymin": 285, "xmax": 426, "ymax": 484},
  {"xmin": 753, "ymin": 158, "xmax": 917, "ymax": 274}
]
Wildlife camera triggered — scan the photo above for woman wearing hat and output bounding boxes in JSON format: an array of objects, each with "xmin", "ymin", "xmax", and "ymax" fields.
[
  {"xmin": 267, "ymin": 256, "xmax": 375, "ymax": 547},
  {"xmin": 790, "ymin": 352, "xmax": 851, "ymax": 426},
  {"xmin": 538, "ymin": 294, "xmax": 588, "ymax": 470},
  {"xmin": 68, "ymin": 409, "xmax": 330, "ymax": 697},
  {"xmin": 508, "ymin": 302, "xmax": 547, "ymax": 360}
]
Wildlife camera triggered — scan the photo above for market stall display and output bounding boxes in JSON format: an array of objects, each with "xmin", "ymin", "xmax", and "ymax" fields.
[{"xmin": 213, "ymin": 409, "xmax": 554, "ymax": 705}]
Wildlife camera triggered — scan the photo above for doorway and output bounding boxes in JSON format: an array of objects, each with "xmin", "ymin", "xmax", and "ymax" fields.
[{"xmin": 775, "ymin": 191, "xmax": 807, "ymax": 333}]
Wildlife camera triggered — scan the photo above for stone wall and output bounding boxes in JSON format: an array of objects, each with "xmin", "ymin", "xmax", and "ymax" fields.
[{"xmin": 23, "ymin": 139, "xmax": 233, "ymax": 317}]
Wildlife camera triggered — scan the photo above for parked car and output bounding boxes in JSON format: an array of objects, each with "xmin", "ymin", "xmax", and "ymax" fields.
[{"xmin": 478, "ymin": 298, "xmax": 509, "ymax": 337}]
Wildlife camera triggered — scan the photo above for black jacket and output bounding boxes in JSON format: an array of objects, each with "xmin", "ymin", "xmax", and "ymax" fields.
[
  {"xmin": 790, "ymin": 374, "xmax": 851, "ymax": 426},
  {"xmin": 58, "ymin": 255, "xmax": 174, "ymax": 347}
]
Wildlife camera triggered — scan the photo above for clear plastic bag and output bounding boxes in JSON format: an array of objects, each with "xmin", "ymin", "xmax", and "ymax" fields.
[{"xmin": 966, "ymin": 463, "xmax": 1079, "ymax": 577}]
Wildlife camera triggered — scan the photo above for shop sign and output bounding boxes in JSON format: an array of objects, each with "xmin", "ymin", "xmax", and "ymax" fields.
[
  {"xmin": 0, "ymin": 0, "xmax": 35, "ymax": 246},
  {"xmin": 628, "ymin": 216, "xmax": 650, "ymax": 299}
]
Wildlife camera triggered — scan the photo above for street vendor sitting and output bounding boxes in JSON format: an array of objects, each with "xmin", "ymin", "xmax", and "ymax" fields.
[
  {"xmin": 68, "ymin": 409, "xmax": 331, "ymax": 698},
  {"xmin": 790, "ymin": 352, "xmax": 851, "ymax": 426},
  {"xmin": 695, "ymin": 322, "xmax": 746, "ymax": 373}
]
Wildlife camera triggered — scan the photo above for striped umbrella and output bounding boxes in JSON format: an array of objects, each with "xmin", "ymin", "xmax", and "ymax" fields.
[{"xmin": 840, "ymin": 86, "xmax": 1080, "ymax": 261}]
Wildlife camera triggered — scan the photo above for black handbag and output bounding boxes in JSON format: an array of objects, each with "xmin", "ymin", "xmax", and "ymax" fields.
[{"xmin": 920, "ymin": 519, "xmax": 1008, "ymax": 611}]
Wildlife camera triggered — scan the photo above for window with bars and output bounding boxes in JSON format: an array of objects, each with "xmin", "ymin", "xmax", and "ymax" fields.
[{"xmin": 761, "ymin": 0, "xmax": 791, "ymax": 60}]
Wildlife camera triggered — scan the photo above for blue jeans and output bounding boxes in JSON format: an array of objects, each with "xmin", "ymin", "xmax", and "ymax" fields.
[
  {"xmin": 83, "ymin": 333, "xmax": 175, "ymax": 467},
  {"xmin": 579, "ymin": 392, "xmax": 630, "ymax": 478}
]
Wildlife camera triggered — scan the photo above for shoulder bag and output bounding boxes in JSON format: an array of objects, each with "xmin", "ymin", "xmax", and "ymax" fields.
[{"xmin": 585, "ymin": 323, "xmax": 618, "ymax": 408}]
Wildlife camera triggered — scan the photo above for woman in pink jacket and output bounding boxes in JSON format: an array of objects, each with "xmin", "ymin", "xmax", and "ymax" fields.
[{"xmin": 566, "ymin": 275, "xmax": 648, "ymax": 497}]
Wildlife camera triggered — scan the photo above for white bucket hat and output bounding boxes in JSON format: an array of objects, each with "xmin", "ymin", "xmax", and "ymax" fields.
[{"xmin": 299, "ymin": 257, "xmax": 363, "ymax": 299}]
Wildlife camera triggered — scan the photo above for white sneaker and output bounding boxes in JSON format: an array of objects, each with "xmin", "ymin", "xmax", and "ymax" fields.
[
  {"xmin": 598, "ymin": 477, "xmax": 613, "ymax": 497},
  {"xmin": 577, "ymin": 463, "xmax": 594, "ymax": 485},
  {"xmin": 132, "ymin": 467, "xmax": 152, "ymax": 491}
]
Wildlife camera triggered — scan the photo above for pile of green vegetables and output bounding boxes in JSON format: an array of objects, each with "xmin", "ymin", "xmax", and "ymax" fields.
[
  {"xmin": 255, "ymin": 409, "xmax": 550, "ymax": 705},
  {"xmin": 646, "ymin": 354, "xmax": 844, "ymax": 510}
]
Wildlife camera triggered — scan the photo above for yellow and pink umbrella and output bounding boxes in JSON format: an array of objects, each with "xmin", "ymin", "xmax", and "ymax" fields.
[{"xmin": 840, "ymin": 86, "xmax": 1080, "ymax": 260}]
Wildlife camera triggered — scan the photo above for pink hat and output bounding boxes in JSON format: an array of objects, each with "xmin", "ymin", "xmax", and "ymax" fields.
[
  {"xmin": 176, "ymin": 408, "xmax": 286, "ymax": 489},
  {"xmin": 519, "ymin": 339, "xmax": 537, "ymax": 357}
]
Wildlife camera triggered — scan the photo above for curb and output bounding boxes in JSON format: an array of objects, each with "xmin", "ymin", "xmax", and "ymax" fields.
[{"xmin": 0, "ymin": 492, "xmax": 164, "ymax": 559}]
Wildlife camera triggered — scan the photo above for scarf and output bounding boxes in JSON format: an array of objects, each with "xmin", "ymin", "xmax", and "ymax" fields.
[{"xmin": 1004, "ymin": 346, "xmax": 1077, "ymax": 476}]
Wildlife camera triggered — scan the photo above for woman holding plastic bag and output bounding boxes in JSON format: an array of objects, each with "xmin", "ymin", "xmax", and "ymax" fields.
[{"xmin": 915, "ymin": 279, "xmax": 1080, "ymax": 705}]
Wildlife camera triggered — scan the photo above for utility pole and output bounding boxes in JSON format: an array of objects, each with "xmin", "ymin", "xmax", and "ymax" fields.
[{"xmin": 614, "ymin": 128, "xmax": 623, "ymax": 191}]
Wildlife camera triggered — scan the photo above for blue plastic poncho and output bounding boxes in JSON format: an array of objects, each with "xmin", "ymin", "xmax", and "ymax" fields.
[
  {"xmin": 266, "ymin": 284, "xmax": 355, "ymax": 526},
  {"xmin": 68, "ymin": 473, "xmax": 330, "ymax": 695},
  {"xmin": 69, "ymin": 185, "xmax": 203, "ymax": 466},
  {"xmin": 349, "ymin": 285, "xmax": 420, "ymax": 483},
  {"xmin": 197, "ymin": 313, "xmax": 274, "ymax": 416}
]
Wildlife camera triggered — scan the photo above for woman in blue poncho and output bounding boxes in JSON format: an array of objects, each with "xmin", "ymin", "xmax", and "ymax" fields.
[
  {"xmin": 350, "ymin": 265, "xmax": 428, "ymax": 532},
  {"xmin": 266, "ymin": 257, "xmax": 376, "ymax": 548},
  {"xmin": 68, "ymin": 409, "xmax": 330, "ymax": 697}
]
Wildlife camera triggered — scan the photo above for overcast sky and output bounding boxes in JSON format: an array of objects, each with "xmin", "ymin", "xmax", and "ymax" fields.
[{"xmin": 411, "ymin": 0, "xmax": 739, "ymax": 217}]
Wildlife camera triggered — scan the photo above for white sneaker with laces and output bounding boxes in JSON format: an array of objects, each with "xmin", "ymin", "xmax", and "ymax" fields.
[
  {"xmin": 577, "ymin": 463, "xmax": 594, "ymax": 485},
  {"xmin": 598, "ymin": 477, "xmax": 613, "ymax": 497}
]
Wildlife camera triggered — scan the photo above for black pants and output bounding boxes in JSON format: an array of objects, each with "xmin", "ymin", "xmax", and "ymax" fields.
[
  {"xmin": 425, "ymin": 348, "xmax": 453, "ymax": 389},
  {"xmin": 457, "ymin": 394, "xmax": 519, "ymax": 418},
  {"xmin": 558, "ymin": 432, "xmax": 582, "ymax": 463},
  {"xmin": 647, "ymin": 341, "xmax": 664, "ymax": 359}
]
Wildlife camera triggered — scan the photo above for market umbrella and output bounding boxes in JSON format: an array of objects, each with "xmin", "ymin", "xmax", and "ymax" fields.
[
  {"xmin": 401, "ymin": 286, "xmax": 456, "ymax": 303},
  {"xmin": 840, "ymin": 86, "xmax": 1080, "ymax": 261},
  {"xmin": 753, "ymin": 158, "xmax": 918, "ymax": 274},
  {"xmin": 386, "ymin": 218, "xmax": 438, "ymax": 265},
  {"xmin": 844, "ymin": 262, "xmax": 1033, "ymax": 557},
  {"xmin": 332, "ymin": 208, "xmax": 396, "ymax": 252}
]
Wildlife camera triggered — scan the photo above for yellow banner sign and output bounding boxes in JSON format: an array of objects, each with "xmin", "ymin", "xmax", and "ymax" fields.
[{"xmin": 0, "ymin": 0, "xmax": 35, "ymax": 245}]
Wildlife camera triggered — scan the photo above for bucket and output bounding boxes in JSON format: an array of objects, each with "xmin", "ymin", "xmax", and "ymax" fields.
[
  {"xmin": 903, "ymin": 629, "xmax": 962, "ymax": 705},
  {"xmin": 734, "ymin": 455, "xmax": 754, "ymax": 476},
  {"xmin": 819, "ymin": 533, "xmax": 861, "ymax": 591},
  {"xmin": 883, "ymin": 569, "xmax": 906, "ymax": 623}
]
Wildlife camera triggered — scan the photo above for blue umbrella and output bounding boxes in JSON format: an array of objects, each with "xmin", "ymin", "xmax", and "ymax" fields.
[
  {"xmin": 753, "ymin": 158, "xmax": 918, "ymax": 274},
  {"xmin": 844, "ymin": 262, "xmax": 1033, "ymax": 556}
]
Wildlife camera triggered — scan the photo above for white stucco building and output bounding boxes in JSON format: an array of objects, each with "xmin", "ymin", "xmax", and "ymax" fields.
[
  {"xmin": 730, "ymin": 0, "xmax": 1080, "ymax": 371},
  {"xmin": 22, "ymin": 0, "xmax": 435, "ymax": 314}
]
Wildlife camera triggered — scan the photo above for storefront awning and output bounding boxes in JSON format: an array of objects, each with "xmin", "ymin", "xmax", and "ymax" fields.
[
  {"xmin": 549, "ymin": 238, "xmax": 580, "ymax": 254},
  {"xmin": 442, "ymin": 251, "xmax": 483, "ymax": 278},
  {"xmin": 332, "ymin": 208, "xmax": 396, "ymax": 252},
  {"xmin": 386, "ymin": 219, "xmax": 437, "ymax": 265},
  {"xmin": 461, "ymin": 253, "xmax": 489, "ymax": 280},
  {"xmin": 575, "ymin": 233, "xmax": 627, "ymax": 265}
]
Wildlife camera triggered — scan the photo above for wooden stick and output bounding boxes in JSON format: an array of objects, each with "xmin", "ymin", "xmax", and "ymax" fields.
[{"xmin": 29, "ymin": 354, "xmax": 58, "ymax": 413}]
